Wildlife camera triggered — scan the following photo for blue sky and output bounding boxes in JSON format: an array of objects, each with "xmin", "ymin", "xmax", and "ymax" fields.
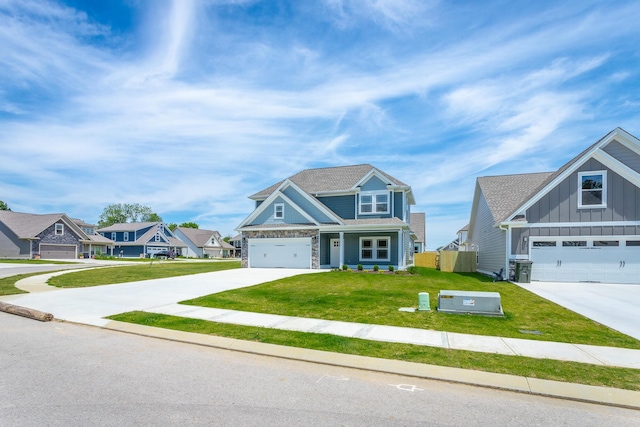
[{"xmin": 1, "ymin": 0, "xmax": 639, "ymax": 249}]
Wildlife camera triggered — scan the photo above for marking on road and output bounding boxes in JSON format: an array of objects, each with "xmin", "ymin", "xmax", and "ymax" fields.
[
  {"xmin": 390, "ymin": 384, "xmax": 424, "ymax": 392},
  {"xmin": 317, "ymin": 374, "xmax": 350, "ymax": 383}
]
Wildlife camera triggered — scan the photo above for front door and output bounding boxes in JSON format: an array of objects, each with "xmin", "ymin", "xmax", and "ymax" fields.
[{"xmin": 330, "ymin": 239, "xmax": 340, "ymax": 267}]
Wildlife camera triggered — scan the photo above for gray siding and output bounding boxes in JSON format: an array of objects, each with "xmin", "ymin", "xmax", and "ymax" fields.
[
  {"xmin": 393, "ymin": 192, "xmax": 404, "ymax": 219},
  {"xmin": 470, "ymin": 192, "xmax": 506, "ymax": 274},
  {"xmin": 527, "ymin": 159, "xmax": 640, "ymax": 224},
  {"xmin": 603, "ymin": 139, "xmax": 640, "ymax": 173},
  {"xmin": 249, "ymin": 197, "xmax": 310, "ymax": 225},
  {"xmin": 282, "ymin": 187, "xmax": 333, "ymax": 223},
  {"xmin": 0, "ymin": 222, "xmax": 30, "ymax": 258},
  {"xmin": 317, "ymin": 195, "xmax": 355, "ymax": 219},
  {"xmin": 360, "ymin": 175, "xmax": 388, "ymax": 191}
]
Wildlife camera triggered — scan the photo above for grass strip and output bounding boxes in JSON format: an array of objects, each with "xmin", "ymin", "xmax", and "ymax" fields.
[
  {"xmin": 108, "ymin": 311, "xmax": 640, "ymax": 391},
  {"xmin": 181, "ymin": 268, "xmax": 640, "ymax": 349},
  {"xmin": 47, "ymin": 261, "xmax": 241, "ymax": 288},
  {"xmin": 0, "ymin": 273, "xmax": 38, "ymax": 296}
]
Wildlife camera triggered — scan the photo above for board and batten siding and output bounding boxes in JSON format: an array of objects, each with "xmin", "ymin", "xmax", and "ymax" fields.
[
  {"xmin": 526, "ymin": 159, "xmax": 640, "ymax": 224},
  {"xmin": 470, "ymin": 191, "xmax": 506, "ymax": 274},
  {"xmin": 282, "ymin": 187, "xmax": 333, "ymax": 223},
  {"xmin": 249, "ymin": 197, "xmax": 310, "ymax": 225}
]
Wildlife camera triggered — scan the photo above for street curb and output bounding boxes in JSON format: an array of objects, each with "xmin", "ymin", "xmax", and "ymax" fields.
[{"xmin": 102, "ymin": 320, "xmax": 640, "ymax": 411}]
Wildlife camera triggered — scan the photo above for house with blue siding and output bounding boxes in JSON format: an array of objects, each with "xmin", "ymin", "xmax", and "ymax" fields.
[
  {"xmin": 467, "ymin": 128, "xmax": 640, "ymax": 284},
  {"xmin": 236, "ymin": 164, "xmax": 420, "ymax": 270},
  {"xmin": 97, "ymin": 222, "xmax": 186, "ymax": 258}
]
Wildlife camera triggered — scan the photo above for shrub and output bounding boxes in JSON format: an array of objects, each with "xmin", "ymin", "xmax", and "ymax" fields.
[
  {"xmin": 388, "ymin": 265, "xmax": 395, "ymax": 272},
  {"xmin": 342, "ymin": 264, "xmax": 348, "ymax": 271},
  {"xmin": 373, "ymin": 265, "xmax": 379, "ymax": 272},
  {"xmin": 357, "ymin": 264, "xmax": 363, "ymax": 271}
]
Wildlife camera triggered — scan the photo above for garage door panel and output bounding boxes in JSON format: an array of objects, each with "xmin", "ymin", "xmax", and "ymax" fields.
[
  {"xmin": 531, "ymin": 241, "xmax": 638, "ymax": 284},
  {"xmin": 248, "ymin": 238, "xmax": 311, "ymax": 269},
  {"xmin": 40, "ymin": 244, "xmax": 76, "ymax": 259}
]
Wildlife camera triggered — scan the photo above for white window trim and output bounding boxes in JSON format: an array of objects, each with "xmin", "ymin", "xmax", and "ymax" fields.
[
  {"xmin": 359, "ymin": 236, "xmax": 391, "ymax": 262},
  {"xmin": 359, "ymin": 191, "xmax": 390, "ymax": 215},
  {"xmin": 55, "ymin": 223, "xmax": 64, "ymax": 235},
  {"xmin": 274, "ymin": 203, "xmax": 284, "ymax": 219},
  {"xmin": 578, "ymin": 170, "xmax": 607, "ymax": 209},
  {"xmin": 111, "ymin": 232, "xmax": 116, "ymax": 240},
  {"xmin": 123, "ymin": 232, "xmax": 129, "ymax": 242}
]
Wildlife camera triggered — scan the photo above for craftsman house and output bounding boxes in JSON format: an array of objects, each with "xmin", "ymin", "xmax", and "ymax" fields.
[
  {"xmin": 0, "ymin": 211, "xmax": 113, "ymax": 259},
  {"xmin": 97, "ymin": 222, "xmax": 186, "ymax": 258},
  {"xmin": 173, "ymin": 227, "xmax": 235, "ymax": 258},
  {"xmin": 467, "ymin": 128, "xmax": 640, "ymax": 284},
  {"xmin": 236, "ymin": 164, "xmax": 420, "ymax": 270}
]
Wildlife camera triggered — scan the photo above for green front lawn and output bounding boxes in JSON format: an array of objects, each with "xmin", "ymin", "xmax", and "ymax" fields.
[
  {"xmin": 47, "ymin": 261, "xmax": 241, "ymax": 288},
  {"xmin": 181, "ymin": 267, "xmax": 640, "ymax": 349}
]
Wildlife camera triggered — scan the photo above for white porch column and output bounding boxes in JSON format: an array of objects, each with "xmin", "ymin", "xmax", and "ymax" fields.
[
  {"xmin": 339, "ymin": 232, "xmax": 344, "ymax": 267},
  {"xmin": 398, "ymin": 230, "xmax": 403, "ymax": 269}
]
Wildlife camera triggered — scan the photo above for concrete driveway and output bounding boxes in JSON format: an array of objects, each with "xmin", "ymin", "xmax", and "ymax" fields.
[
  {"xmin": 515, "ymin": 281, "xmax": 640, "ymax": 341},
  {"xmin": 1, "ymin": 267, "xmax": 322, "ymax": 327}
]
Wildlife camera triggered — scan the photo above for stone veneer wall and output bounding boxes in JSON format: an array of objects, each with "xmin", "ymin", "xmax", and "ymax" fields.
[
  {"xmin": 241, "ymin": 229, "xmax": 320, "ymax": 268},
  {"xmin": 31, "ymin": 222, "xmax": 83, "ymax": 255}
]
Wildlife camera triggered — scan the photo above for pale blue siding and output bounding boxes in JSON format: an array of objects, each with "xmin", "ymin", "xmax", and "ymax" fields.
[
  {"xmin": 360, "ymin": 175, "xmax": 388, "ymax": 191},
  {"xmin": 249, "ymin": 197, "xmax": 311, "ymax": 225},
  {"xmin": 317, "ymin": 195, "xmax": 355, "ymax": 219},
  {"xmin": 282, "ymin": 187, "xmax": 333, "ymax": 223}
]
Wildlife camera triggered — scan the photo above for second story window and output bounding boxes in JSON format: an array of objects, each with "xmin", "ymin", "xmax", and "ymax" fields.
[
  {"xmin": 274, "ymin": 203, "xmax": 284, "ymax": 219},
  {"xmin": 359, "ymin": 192, "xmax": 389, "ymax": 215},
  {"xmin": 111, "ymin": 232, "xmax": 116, "ymax": 241},
  {"xmin": 55, "ymin": 223, "xmax": 64, "ymax": 235},
  {"xmin": 124, "ymin": 232, "xmax": 129, "ymax": 242}
]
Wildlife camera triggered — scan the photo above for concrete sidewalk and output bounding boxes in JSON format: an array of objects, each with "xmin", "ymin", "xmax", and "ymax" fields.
[
  {"xmin": 2, "ymin": 266, "xmax": 640, "ymax": 409},
  {"xmin": 144, "ymin": 303, "xmax": 640, "ymax": 370}
]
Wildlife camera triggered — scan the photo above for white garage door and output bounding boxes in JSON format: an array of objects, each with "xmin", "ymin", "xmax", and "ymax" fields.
[
  {"xmin": 248, "ymin": 238, "xmax": 312, "ymax": 269},
  {"xmin": 530, "ymin": 240, "xmax": 640, "ymax": 284}
]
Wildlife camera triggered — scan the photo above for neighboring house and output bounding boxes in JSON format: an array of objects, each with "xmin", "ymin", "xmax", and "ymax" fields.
[
  {"xmin": 72, "ymin": 218, "xmax": 114, "ymax": 256},
  {"xmin": 173, "ymin": 227, "xmax": 235, "ymax": 258},
  {"xmin": 236, "ymin": 164, "xmax": 417, "ymax": 270},
  {"xmin": 229, "ymin": 233, "xmax": 242, "ymax": 257},
  {"xmin": 468, "ymin": 128, "xmax": 640, "ymax": 284},
  {"xmin": 97, "ymin": 222, "xmax": 186, "ymax": 258},
  {"xmin": 410, "ymin": 212, "xmax": 426, "ymax": 253},
  {"xmin": 0, "ymin": 211, "xmax": 111, "ymax": 259},
  {"xmin": 457, "ymin": 224, "xmax": 471, "ymax": 251}
]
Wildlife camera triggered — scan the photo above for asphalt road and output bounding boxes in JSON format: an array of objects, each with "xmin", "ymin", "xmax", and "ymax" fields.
[{"xmin": 1, "ymin": 312, "xmax": 638, "ymax": 426}]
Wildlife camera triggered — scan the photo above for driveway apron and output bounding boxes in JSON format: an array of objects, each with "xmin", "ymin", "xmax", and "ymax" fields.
[{"xmin": 1, "ymin": 268, "xmax": 320, "ymax": 326}]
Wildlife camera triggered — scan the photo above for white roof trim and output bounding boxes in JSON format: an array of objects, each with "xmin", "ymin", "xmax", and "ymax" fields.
[
  {"xmin": 592, "ymin": 150, "xmax": 640, "ymax": 188},
  {"xmin": 352, "ymin": 168, "xmax": 393, "ymax": 189}
]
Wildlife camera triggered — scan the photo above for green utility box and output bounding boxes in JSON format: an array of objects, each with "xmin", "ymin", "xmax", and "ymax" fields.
[
  {"xmin": 515, "ymin": 260, "xmax": 533, "ymax": 283},
  {"xmin": 418, "ymin": 292, "xmax": 430, "ymax": 311}
]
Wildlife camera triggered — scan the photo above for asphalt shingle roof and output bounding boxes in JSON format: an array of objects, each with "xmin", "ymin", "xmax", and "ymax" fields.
[
  {"xmin": 477, "ymin": 172, "xmax": 554, "ymax": 224},
  {"xmin": 0, "ymin": 211, "xmax": 67, "ymax": 239},
  {"xmin": 250, "ymin": 164, "xmax": 408, "ymax": 199}
]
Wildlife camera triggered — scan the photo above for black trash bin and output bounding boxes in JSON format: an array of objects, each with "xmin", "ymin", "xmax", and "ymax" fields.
[{"xmin": 515, "ymin": 260, "xmax": 533, "ymax": 283}]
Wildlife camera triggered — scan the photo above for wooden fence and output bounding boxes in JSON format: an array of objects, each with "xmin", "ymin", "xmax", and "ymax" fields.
[
  {"xmin": 414, "ymin": 252, "xmax": 438, "ymax": 268},
  {"xmin": 438, "ymin": 251, "xmax": 477, "ymax": 273}
]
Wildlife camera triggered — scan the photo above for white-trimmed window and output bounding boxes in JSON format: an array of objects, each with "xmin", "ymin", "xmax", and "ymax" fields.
[
  {"xmin": 359, "ymin": 191, "xmax": 389, "ymax": 215},
  {"xmin": 55, "ymin": 223, "xmax": 64, "ymax": 235},
  {"xmin": 123, "ymin": 232, "xmax": 129, "ymax": 242},
  {"xmin": 359, "ymin": 237, "xmax": 390, "ymax": 261},
  {"xmin": 111, "ymin": 232, "xmax": 116, "ymax": 241},
  {"xmin": 578, "ymin": 171, "xmax": 606, "ymax": 208},
  {"xmin": 274, "ymin": 203, "xmax": 284, "ymax": 219}
]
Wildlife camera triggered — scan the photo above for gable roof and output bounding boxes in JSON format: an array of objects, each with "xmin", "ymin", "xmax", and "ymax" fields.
[
  {"xmin": 476, "ymin": 172, "xmax": 554, "ymax": 225},
  {"xmin": 249, "ymin": 164, "xmax": 409, "ymax": 200},
  {"xmin": 97, "ymin": 222, "xmax": 160, "ymax": 232},
  {"xmin": 176, "ymin": 227, "xmax": 234, "ymax": 250},
  {"xmin": 471, "ymin": 127, "xmax": 640, "ymax": 229},
  {"xmin": 0, "ymin": 211, "xmax": 89, "ymax": 240}
]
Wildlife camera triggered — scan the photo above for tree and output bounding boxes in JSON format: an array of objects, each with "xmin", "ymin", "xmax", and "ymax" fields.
[
  {"xmin": 179, "ymin": 222, "xmax": 199, "ymax": 229},
  {"xmin": 0, "ymin": 200, "xmax": 10, "ymax": 211},
  {"xmin": 166, "ymin": 223, "xmax": 177, "ymax": 231},
  {"xmin": 98, "ymin": 203, "xmax": 163, "ymax": 228}
]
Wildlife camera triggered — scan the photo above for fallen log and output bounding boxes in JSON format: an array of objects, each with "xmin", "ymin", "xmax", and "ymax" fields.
[{"xmin": 0, "ymin": 301, "xmax": 54, "ymax": 322}]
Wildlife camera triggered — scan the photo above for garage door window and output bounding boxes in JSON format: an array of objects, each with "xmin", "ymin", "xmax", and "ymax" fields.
[
  {"xmin": 562, "ymin": 241, "xmax": 586, "ymax": 246},
  {"xmin": 578, "ymin": 171, "xmax": 606, "ymax": 208},
  {"xmin": 533, "ymin": 241, "xmax": 556, "ymax": 247},
  {"xmin": 594, "ymin": 240, "xmax": 619, "ymax": 247},
  {"xmin": 360, "ymin": 237, "xmax": 390, "ymax": 261}
]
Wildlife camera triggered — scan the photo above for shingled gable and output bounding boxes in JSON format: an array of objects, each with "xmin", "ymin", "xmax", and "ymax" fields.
[
  {"xmin": 0, "ymin": 211, "xmax": 89, "ymax": 240},
  {"xmin": 239, "ymin": 177, "xmax": 344, "ymax": 229}
]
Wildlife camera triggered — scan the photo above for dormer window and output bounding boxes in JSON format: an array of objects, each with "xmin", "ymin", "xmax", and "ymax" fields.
[
  {"xmin": 274, "ymin": 203, "xmax": 284, "ymax": 219},
  {"xmin": 359, "ymin": 191, "xmax": 389, "ymax": 215},
  {"xmin": 578, "ymin": 171, "xmax": 606, "ymax": 208}
]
